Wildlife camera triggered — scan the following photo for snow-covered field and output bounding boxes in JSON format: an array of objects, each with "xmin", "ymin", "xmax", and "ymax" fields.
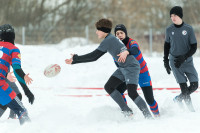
[{"xmin": 0, "ymin": 38, "xmax": 200, "ymax": 133}]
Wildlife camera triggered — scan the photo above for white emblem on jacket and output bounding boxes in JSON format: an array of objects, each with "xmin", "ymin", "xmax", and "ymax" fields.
[{"xmin": 182, "ymin": 30, "xmax": 187, "ymax": 35}]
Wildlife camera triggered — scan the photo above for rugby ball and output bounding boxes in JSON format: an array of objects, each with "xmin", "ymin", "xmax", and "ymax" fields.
[{"xmin": 44, "ymin": 64, "xmax": 61, "ymax": 78}]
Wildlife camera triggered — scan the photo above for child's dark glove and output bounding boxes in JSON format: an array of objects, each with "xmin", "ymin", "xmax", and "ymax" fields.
[
  {"xmin": 174, "ymin": 55, "xmax": 187, "ymax": 68},
  {"xmin": 25, "ymin": 90, "xmax": 35, "ymax": 104}
]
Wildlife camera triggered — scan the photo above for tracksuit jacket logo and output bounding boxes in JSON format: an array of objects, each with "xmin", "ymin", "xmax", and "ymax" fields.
[
  {"xmin": 172, "ymin": 30, "xmax": 187, "ymax": 36},
  {"xmin": 182, "ymin": 30, "xmax": 187, "ymax": 35}
]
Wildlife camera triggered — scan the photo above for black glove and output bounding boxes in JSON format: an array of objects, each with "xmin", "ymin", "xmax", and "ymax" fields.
[
  {"xmin": 163, "ymin": 59, "xmax": 171, "ymax": 74},
  {"xmin": 174, "ymin": 55, "xmax": 186, "ymax": 68},
  {"xmin": 24, "ymin": 90, "xmax": 35, "ymax": 104}
]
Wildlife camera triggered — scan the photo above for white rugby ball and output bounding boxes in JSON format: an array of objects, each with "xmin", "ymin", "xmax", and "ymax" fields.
[{"xmin": 44, "ymin": 64, "xmax": 61, "ymax": 78}]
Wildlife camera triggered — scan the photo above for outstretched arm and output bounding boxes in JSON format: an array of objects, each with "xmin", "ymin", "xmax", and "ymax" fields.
[
  {"xmin": 65, "ymin": 49, "xmax": 106, "ymax": 64},
  {"xmin": 12, "ymin": 64, "xmax": 34, "ymax": 104}
]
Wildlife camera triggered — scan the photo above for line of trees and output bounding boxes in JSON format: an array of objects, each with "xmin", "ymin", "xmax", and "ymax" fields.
[{"xmin": 0, "ymin": 0, "xmax": 200, "ymax": 48}]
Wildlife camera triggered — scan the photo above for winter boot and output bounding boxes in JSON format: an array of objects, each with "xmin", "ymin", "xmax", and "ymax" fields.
[{"xmin": 19, "ymin": 110, "xmax": 31, "ymax": 125}]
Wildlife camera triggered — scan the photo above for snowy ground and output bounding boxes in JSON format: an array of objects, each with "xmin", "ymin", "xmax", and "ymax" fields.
[{"xmin": 0, "ymin": 39, "xmax": 200, "ymax": 133}]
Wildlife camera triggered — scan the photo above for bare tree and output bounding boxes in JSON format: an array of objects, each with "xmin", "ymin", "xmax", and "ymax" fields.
[{"xmin": 0, "ymin": 0, "xmax": 199, "ymax": 47}]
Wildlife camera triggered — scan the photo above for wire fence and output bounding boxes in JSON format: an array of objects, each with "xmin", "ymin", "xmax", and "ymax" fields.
[{"xmin": 14, "ymin": 25, "xmax": 200, "ymax": 55}]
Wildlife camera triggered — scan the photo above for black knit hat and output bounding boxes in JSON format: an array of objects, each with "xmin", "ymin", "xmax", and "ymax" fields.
[
  {"xmin": 170, "ymin": 6, "xmax": 183, "ymax": 18},
  {"xmin": 0, "ymin": 24, "xmax": 15, "ymax": 44},
  {"xmin": 114, "ymin": 24, "xmax": 127, "ymax": 36}
]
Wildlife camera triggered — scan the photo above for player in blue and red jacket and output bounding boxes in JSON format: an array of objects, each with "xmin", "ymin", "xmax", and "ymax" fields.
[
  {"xmin": 0, "ymin": 72, "xmax": 22, "ymax": 119},
  {"xmin": 114, "ymin": 24, "xmax": 160, "ymax": 117},
  {"xmin": 0, "ymin": 24, "xmax": 34, "ymax": 125}
]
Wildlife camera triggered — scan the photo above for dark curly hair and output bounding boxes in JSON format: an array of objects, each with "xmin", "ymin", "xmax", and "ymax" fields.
[{"xmin": 95, "ymin": 18, "xmax": 112, "ymax": 29}]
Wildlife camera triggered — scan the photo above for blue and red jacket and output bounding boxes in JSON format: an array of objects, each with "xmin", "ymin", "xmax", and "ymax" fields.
[
  {"xmin": 0, "ymin": 41, "xmax": 21, "ymax": 105},
  {"xmin": 126, "ymin": 38, "xmax": 148, "ymax": 74}
]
